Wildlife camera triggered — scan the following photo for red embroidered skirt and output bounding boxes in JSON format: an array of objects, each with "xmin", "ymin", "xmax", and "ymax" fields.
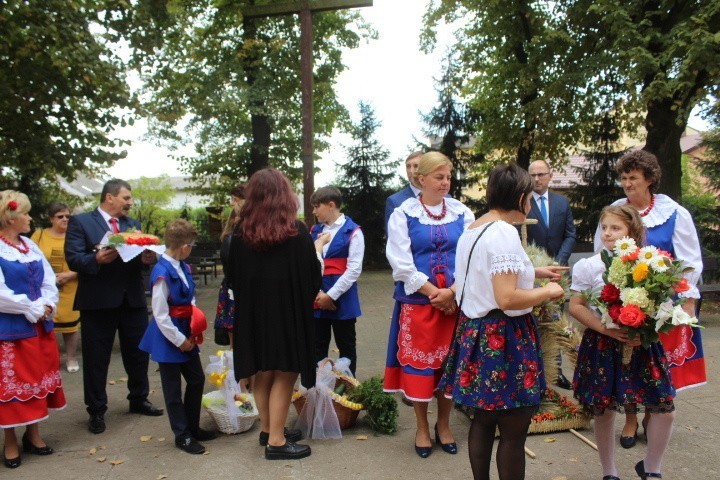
[{"xmin": 0, "ymin": 324, "xmax": 66, "ymax": 428}]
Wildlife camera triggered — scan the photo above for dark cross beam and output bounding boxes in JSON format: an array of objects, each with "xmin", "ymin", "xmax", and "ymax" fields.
[{"xmin": 242, "ymin": 0, "xmax": 373, "ymax": 226}]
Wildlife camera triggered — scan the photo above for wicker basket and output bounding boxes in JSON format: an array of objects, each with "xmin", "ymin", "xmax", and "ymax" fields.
[
  {"xmin": 203, "ymin": 390, "xmax": 258, "ymax": 434},
  {"xmin": 292, "ymin": 393, "xmax": 361, "ymax": 430}
]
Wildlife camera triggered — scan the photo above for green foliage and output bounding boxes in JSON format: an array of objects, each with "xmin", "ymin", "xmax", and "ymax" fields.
[
  {"xmin": 0, "ymin": 0, "xmax": 134, "ymax": 209},
  {"xmin": 129, "ymin": 175, "xmax": 176, "ymax": 235},
  {"xmin": 346, "ymin": 376, "xmax": 398, "ymax": 435},
  {"xmin": 681, "ymin": 154, "xmax": 720, "ymax": 257},
  {"xmin": 568, "ymin": 114, "xmax": 626, "ymax": 243},
  {"xmin": 336, "ymin": 102, "xmax": 398, "ymax": 268},
  {"xmin": 134, "ymin": 1, "xmax": 375, "ymax": 191},
  {"xmin": 421, "ymin": 52, "xmax": 485, "ymax": 199}
]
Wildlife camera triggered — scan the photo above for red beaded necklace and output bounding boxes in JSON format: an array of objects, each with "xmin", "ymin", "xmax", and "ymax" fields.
[
  {"xmin": 628, "ymin": 194, "xmax": 655, "ymax": 217},
  {"xmin": 0, "ymin": 234, "xmax": 30, "ymax": 254},
  {"xmin": 419, "ymin": 194, "xmax": 447, "ymax": 220}
]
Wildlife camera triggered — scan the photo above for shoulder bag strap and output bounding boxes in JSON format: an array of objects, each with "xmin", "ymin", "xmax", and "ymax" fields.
[{"xmin": 456, "ymin": 221, "xmax": 496, "ymax": 315}]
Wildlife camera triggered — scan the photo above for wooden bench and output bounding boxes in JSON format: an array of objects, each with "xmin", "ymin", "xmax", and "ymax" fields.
[
  {"xmin": 187, "ymin": 242, "xmax": 221, "ymax": 286},
  {"xmin": 698, "ymin": 255, "xmax": 720, "ymax": 316}
]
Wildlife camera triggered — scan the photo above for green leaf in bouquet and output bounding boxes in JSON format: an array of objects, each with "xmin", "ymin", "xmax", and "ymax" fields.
[{"xmin": 107, "ymin": 234, "xmax": 125, "ymax": 247}]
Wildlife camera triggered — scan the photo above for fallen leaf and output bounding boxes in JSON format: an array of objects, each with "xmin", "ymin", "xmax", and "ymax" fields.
[
  {"xmin": 97, "ymin": 457, "xmax": 107, "ymax": 463},
  {"xmin": 355, "ymin": 435, "xmax": 368, "ymax": 440},
  {"xmin": 202, "ymin": 451, "xmax": 210, "ymax": 455},
  {"xmin": 108, "ymin": 380, "xmax": 116, "ymax": 385},
  {"xmin": 100, "ymin": 446, "xmax": 107, "ymax": 450},
  {"xmin": 551, "ymin": 477, "xmax": 568, "ymax": 480},
  {"xmin": 140, "ymin": 435, "xmax": 152, "ymax": 442},
  {"xmin": 118, "ymin": 377, "xmax": 128, "ymax": 383},
  {"xmin": 158, "ymin": 437, "xmax": 165, "ymax": 442},
  {"xmin": 89, "ymin": 447, "xmax": 97, "ymax": 455},
  {"xmin": 568, "ymin": 457, "xmax": 578, "ymax": 462},
  {"xmin": 110, "ymin": 460, "xmax": 124, "ymax": 465},
  {"xmin": 332, "ymin": 348, "xmax": 339, "ymax": 353},
  {"xmin": 543, "ymin": 437, "xmax": 556, "ymax": 443},
  {"xmin": 157, "ymin": 476, "xmax": 167, "ymax": 480}
]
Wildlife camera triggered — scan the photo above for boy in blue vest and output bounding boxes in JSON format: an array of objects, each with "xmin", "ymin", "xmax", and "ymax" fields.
[
  {"xmin": 139, "ymin": 219, "xmax": 217, "ymax": 454},
  {"xmin": 309, "ymin": 186, "xmax": 364, "ymax": 375}
]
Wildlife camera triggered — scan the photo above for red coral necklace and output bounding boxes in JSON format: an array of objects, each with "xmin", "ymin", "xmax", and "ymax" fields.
[
  {"xmin": 628, "ymin": 194, "xmax": 655, "ymax": 217},
  {"xmin": 0, "ymin": 234, "xmax": 30, "ymax": 254},
  {"xmin": 419, "ymin": 194, "xmax": 447, "ymax": 220}
]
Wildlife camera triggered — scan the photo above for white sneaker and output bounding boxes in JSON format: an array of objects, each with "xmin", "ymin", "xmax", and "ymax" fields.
[{"xmin": 67, "ymin": 360, "xmax": 80, "ymax": 373}]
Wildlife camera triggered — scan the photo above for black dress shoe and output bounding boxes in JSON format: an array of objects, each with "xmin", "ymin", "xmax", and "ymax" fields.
[
  {"xmin": 88, "ymin": 414, "xmax": 106, "ymax": 434},
  {"xmin": 635, "ymin": 460, "xmax": 662, "ymax": 479},
  {"xmin": 414, "ymin": 444, "xmax": 432, "ymax": 459},
  {"xmin": 555, "ymin": 372, "xmax": 573, "ymax": 390},
  {"xmin": 258, "ymin": 428, "xmax": 302, "ymax": 446},
  {"xmin": 434, "ymin": 426, "xmax": 458, "ymax": 454},
  {"xmin": 191, "ymin": 428, "xmax": 218, "ymax": 441},
  {"xmin": 21, "ymin": 433, "xmax": 53, "ymax": 455},
  {"xmin": 620, "ymin": 424, "xmax": 639, "ymax": 449},
  {"xmin": 603, "ymin": 476, "xmax": 620, "ymax": 480},
  {"xmin": 265, "ymin": 442, "xmax": 311, "ymax": 460},
  {"xmin": 175, "ymin": 436, "xmax": 205, "ymax": 455},
  {"xmin": 129, "ymin": 400, "xmax": 164, "ymax": 416},
  {"xmin": 3, "ymin": 446, "xmax": 21, "ymax": 469}
]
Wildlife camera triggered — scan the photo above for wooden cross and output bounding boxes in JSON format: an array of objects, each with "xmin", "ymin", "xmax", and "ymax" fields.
[
  {"xmin": 242, "ymin": 1, "xmax": 373, "ymax": 226},
  {"xmin": 513, "ymin": 218, "xmax": 538, "ymax": 247}
]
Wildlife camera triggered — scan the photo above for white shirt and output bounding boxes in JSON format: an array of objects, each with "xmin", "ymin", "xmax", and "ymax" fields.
[
  {"xmin": 151, "ymin": 253, "xmax": 194, "ymax": 347},
  {"xmin": 0, "ymin": 239, "xmax": 58, "ymax": 322},
  {"xmin": 453, "ymin": 221, "xmax": 535, "ymax": 318},
  {"xmin": 570, "ymin": 253, "xmax": 607, "ymax": 317},
  {"xmin": 318, "ymin": 214, "xmax": 364, "ymax": 300},
  {"xmin": 386, "ymin": 197, "xmax": 475, "ymax": 295},
  {"xmin": 532, "ymin": 191, "xmax": 550, "ymax": 221},
  {"xmin": 97, "ymin": 207, "xmax": 120, "ymax": 232}
]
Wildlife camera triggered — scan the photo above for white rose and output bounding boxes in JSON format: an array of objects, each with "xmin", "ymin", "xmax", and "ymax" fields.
[{"xmin": 671, "ymin": 305, "xmax": 698, "ymax": 326}]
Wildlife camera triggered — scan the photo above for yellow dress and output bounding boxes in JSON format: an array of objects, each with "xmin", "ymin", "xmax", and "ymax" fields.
[{"xmin": 30, "ymin": 228, "xmax": 80, "ymax": 333}]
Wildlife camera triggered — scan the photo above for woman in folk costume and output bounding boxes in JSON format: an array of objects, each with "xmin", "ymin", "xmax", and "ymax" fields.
[
  {"xmin": 0, "ymin": 191, "xmax": 65, "ymax": 469},
  {"xmin": 384, "ymin": 152, "xmax": 475, "ymax": 459}
]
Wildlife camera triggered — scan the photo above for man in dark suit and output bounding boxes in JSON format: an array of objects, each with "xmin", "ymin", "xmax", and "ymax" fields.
[
  {"xmin": 526, "ymin": 160, "xmax": 576, "ymax": 390},
  {"xmin": 65, "ymin": 179, "xmax": 163, "ymax": 434},
  {"xmin": 384, "ymin": 151, "xmax": 423, "ymax": 232}
]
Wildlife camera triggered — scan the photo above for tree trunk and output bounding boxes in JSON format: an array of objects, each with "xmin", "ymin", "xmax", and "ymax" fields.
[
  {"xmin": 642, "ymin": 99, "xmax": 686, "ymax": 201},
  {"xmin": 243, "ymin": 16, "xmax": 270, "ymax": 177}
]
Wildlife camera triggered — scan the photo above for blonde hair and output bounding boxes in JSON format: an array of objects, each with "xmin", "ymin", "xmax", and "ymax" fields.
[
  {"xmin": 415, "ymin": 151, "xmax": 452, "ymax": 182},
  {"xmin": 0, "ymin": 190, "xmax": 31, "ymax": 228},
  {"xmin": 600, "ymin": 204, "xmax": 645, "ymax": 246}
]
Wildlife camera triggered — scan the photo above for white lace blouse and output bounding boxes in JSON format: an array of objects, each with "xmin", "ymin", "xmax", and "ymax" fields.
[
  {"xmin": 453, "ymin": 221, "xmax": 535, "ymax": 318},
  {"xmin": 0, "ymin": 238, "xmax": 58, "ymax": 322}
]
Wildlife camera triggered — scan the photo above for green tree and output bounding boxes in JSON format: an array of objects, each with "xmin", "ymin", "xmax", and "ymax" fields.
[
  {"xmin": 130, "ymin": 175, "xmax": 176, "ymax": 235},
  {"xmin": 0, "ymin": 0, "xmax": 134, "ymax": 208},
  {"xmin": 568, "ymin": 114, "xmax": 626, "ymax": 243},
  {"xmin": 421, "ymin": 52, "xmax": 484, "ymax": 199},
  {"xmin": 134, "ymin": 1, "xmax": 374, "ymax": 193},
  {"xmin": 337, "ymin": 101, "xmax": 397, "ymax": 267}
]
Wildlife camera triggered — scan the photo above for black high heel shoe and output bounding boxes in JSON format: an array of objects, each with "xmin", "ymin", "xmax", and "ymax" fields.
[
  {"xmin": 3, "ymin": 445, "xmax": 21, "ymax": 469},
  {"xmin": 635, "ymin": 460, "xmax": 662, "ymax": 479},
  {"xmin": 620, "ymin": 423, "xmax": 639, "ymax": 449},
  {"xmin": 434, "ymin": 425, "xmax": 457, "ymax": 454},
  {"xmin": 21, "ymin": 433, "xmax": 53, "ymax": 455}
]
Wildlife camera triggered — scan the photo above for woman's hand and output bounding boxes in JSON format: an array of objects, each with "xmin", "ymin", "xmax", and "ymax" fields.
[
  {"xmin": 55, "ymin": 271, "xmax": 77, "ymax": 286},
  {"xmin": 429, "ymin": 288, "xmax": 456, "ymax": 315},
  {"xmin": 535, "ymin": 266, "xmax": 570, "ymax": 281},
  {"xmin": 543, "ymin": 282, "xmax": 566, "ymax": 301}
]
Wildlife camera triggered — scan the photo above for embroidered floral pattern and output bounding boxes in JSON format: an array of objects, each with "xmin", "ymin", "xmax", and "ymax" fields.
[
  {"xmin": 1, "ymin": 341, "xmax": 62, "ymax": 402},
  {"xmin": 489, "ymin": 253, "xmax": 525, "ymax": 276},
  {"xmin": 397, "ymin": 304, "xmax": 450, "ymax": 369}
]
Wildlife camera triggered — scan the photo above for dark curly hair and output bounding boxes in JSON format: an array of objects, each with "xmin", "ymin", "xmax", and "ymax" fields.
[{"xmin": 615, "ymin": 150, "xmax": 662, "ymax": 194}]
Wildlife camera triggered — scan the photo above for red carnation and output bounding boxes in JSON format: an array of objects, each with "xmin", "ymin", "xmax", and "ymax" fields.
[
  {"xmin": 599, "ymin": 284, "xmax": 621, "ymax": 304},
  {"xmin": 608, "ymin": 303, "xmax": 622, "ymax": 320},
  {"xmin": 7, "ymin": 200, "xmax": 17, "ymax": 211},
  {"xmin": 673, "ymin": 278, "xmax": 690, "ymax": 293},
  {"xmin": 621, "ymin": 248, "xmax": 640, "ymax": 262},
  {"xmin": 618, "ymin": 304, "xmax": 646, "ymax": 328},
  {"xmin": 488, "ymin": 334, "xmax": 505, "ymax": 351}
]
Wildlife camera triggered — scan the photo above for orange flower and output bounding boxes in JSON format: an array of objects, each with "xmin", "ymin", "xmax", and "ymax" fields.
[
  {"xmin": 673, "ymin": 278, "xmax": 690, "ymax": 293},
  {"xmin": 621, "ymin": 248, "xmax": 640, "ymax": 262},
  {"xmin": 632, "ymin": 262, "xmax": 649, "ymax": 282}
]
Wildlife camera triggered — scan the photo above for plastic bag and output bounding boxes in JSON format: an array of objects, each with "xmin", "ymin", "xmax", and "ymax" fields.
[
  {"xmin": 204, "ymin": 350, "xmax": 242, "ymax": 431},
  {"xmin": 294, "ymin": 361, "xmax": 341, "ymax": 439},
  {"xmin": 333, "ymin": 357, "xmax": 354, "ymax": 379}
]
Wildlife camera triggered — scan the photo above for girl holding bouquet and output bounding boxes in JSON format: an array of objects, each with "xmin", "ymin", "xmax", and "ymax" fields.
[{"xmin": 571, "ymin": 205, "xmax": 675, "ymax": 480}]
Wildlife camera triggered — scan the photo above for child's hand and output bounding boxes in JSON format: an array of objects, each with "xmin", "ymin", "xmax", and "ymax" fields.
[
  {"xmin": 314, "ymin": 291, "xmax": 336, "ymax": 311},
  {"xmin": 314, "ymin": 232, "xmax": 331, "ymax": 252},
  {"xmin": 179, "ymin": 338, "xmax": 196, "ymax": 352}
]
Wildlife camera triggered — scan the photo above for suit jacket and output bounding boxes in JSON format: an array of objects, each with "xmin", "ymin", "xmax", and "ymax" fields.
[
  {"xmin": 65, "ymin": 210, "xmax": 147, "ymax": 310},
  {"xmin": 384, "ymin": 185, "xmax": 416, "ymax": 233},
  {"xmin": 526, "ymin": 191, "xmax": 576, "ymax": 265}
]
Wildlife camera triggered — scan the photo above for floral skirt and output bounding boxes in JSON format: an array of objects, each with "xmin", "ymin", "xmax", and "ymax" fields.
[
  {"xmin": 438, "ymin": 310, "xmax": 546, "ymax": 410},
  {"xmin": 214, "ymin": 283, "xmax": 235, "ymax": 330},
  {"xmin": 573, "ymin": 329, "xmax": 675, "ymax": 416}
]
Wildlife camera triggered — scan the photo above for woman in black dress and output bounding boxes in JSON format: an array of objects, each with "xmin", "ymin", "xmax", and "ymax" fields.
[{"xmin": 228, "ymin": 168, "xmax": 321, "ymax": 460}]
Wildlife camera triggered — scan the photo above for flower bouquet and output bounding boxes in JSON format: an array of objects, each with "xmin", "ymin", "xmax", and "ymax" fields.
[
  {"xmin": 586, "ymin": 236, "xmax": 700, "ymax": 363},
  {"xmin": 202, "ymin": 350, "xmax": 258, "ymax": 434}
]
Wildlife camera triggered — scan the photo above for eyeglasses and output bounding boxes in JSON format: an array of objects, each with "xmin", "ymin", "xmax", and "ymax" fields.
[
  {"xmin": 529, "ymin": 173, "xmax": 550, "ymax": 178},
  {"xmin": 186, "ymin": 243, "xmax": 197, "ymax": 248},
  {"xmin": 54, "ymin": 214, "xmax": 70, "ymax": 219}
]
